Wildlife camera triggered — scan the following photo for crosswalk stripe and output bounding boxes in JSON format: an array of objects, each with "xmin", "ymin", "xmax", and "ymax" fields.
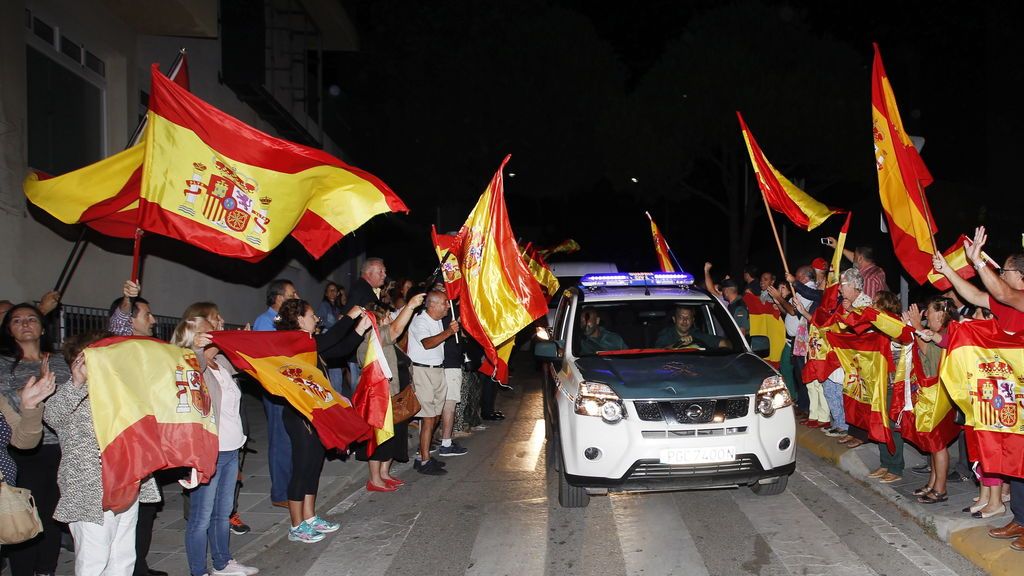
[
  {"xmin": 492, "ymin": 419, "xmax": 547, "ymax": 471},
  {"xmin": 611, "ymin": 492, "xmax": 711, "ymax": 576},
  {"xmin": 465, "ymin": 500, "xmax": 548, "ymax": 576},
  {"xmin": 798, "ymin": 467, "xmax": 960, "ymax": 576},
  {"xmin": 733, "ymin": 484, "xmax": 880, "ymax": 575},
  {"xmin": 303, "ymin": 511, "xmax": 421, "ymax": 576}
]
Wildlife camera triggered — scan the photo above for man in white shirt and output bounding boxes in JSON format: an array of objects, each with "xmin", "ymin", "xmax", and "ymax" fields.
[{"xmin": 407, "ymin": 290, "xmax": 459, "ymax": 475}]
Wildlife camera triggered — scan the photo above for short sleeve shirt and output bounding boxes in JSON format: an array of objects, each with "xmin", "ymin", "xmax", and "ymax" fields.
[
  {"xmin": 253, "ymin": 307, "xmax": 277, "ymax": 331},
  {"xmin": 407, "ymin": 311, "xmax": 445, "ymax": 365},
  {"xmin": 728, "ymin": 299, "xmax": 750, "ymax": 333},
  {"xmin": 988, "ymin": 295, "xmax": 1024, "ymax": 333}
]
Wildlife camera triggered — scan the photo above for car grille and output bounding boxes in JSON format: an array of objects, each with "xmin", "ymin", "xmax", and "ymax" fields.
[
  {"xmin": 633, "ymin": 397, "xmax": 749, "ymax": 424},
  {"xmin": 629, "ymin": 454, "xmax": 759, "ymax": 478}
]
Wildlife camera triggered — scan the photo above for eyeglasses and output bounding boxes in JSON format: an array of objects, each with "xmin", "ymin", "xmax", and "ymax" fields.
[{"xmin": 1000, "ymin": 268, "xmax": 1021, "ymax": 276}]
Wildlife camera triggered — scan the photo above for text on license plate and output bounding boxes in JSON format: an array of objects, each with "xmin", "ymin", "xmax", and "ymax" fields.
[{"xmin": 659, "ymin": 446, "xmax": 736, "ymax": 465}]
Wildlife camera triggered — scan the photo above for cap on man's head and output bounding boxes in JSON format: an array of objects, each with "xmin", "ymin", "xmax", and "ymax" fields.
[
  {"xmin": 811, "ymin": 257, "xmax": 828, "ymax": 271},
  {"xmin": 720, "ymin": 278, "xmax": 739, "ymax": 290}
]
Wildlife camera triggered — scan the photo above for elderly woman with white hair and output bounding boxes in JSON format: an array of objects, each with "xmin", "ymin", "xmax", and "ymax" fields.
[{"xmin": 820, "ymin": 268, "xmax": 873, "ymax": 449}]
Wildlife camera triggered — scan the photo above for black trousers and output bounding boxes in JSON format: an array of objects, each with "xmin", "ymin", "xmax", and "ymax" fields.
[
  {"xmin": 133, "ymin": 502, "xmax": 159, "ymax": 575},
  {"xmin": 283, "ymin": 407, "xmax": 325, "ymax": 501},
  {"xmin": 7, "ymin": 444, "xmax": 63, "ymax": 576},
  {"xmin": 480, "ymin": 375, "xmax": 497, "ymax": 415}
]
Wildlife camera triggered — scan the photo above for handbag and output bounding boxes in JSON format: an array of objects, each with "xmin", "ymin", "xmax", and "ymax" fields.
[
  {"xmin": 0, "ymin": 469, "xmax": 43, "ymax": 545},
  {"xmin": 391, "ymin": 385, "xmax": 421, "ymax": 424}
]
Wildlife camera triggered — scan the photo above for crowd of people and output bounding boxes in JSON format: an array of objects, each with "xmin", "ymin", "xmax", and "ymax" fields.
[
  {"xmin": 0, "ymin": 257, "xmax": 508, "ymax": 575},
  {"xmin": 703, "ymin": 226, "xmax": 1024, "ymax": 552}
]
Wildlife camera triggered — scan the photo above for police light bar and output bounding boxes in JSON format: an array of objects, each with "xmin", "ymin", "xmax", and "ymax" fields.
[{"xmin": 580, "ymin": 272, "xmax": 695, "ymax": 287}]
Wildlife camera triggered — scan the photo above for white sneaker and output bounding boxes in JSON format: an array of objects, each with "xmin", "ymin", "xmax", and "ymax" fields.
[{"xmin": 212, "ymin": 559, "xmax": 260, "ymax": 575}]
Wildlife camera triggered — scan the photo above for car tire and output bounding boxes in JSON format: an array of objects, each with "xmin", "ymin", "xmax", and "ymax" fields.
[
  {"xmin": 750, "ymin": 474, "xmax": 789, "ymax": 496},
  {"xmin": 554, "ymin": 436, "xmax": 590, "ymax": 508}
]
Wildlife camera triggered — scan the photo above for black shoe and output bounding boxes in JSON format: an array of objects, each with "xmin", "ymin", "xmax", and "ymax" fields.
[
  {"xmin": 498, "ymin": 382, "xmax": 514, "ymax": 391},
  {"xmin": 416, "ymin": 459, "xmax": 448, "ymax": 475},
  {"xmin": 147, "ymin": 570, "xmax": 169, "ymax": 576},
  {"xmin": 911, "ymin": 463, "xmax": 931, "ymax": 474},
  {"xmin": 414, "ymin": 458, "xmax": 446, "ymax": 470},
  {"xmin": 947, "ymin": 471, "xmax": 972, "ymax": 483},
  {"xmin": 481, "ymin": 412, "xmax": 505, "ymax": 421}
]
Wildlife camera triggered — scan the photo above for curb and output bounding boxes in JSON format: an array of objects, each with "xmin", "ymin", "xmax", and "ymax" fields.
[{"xmin": 795, "ymin": 424, "xmax": 1022, "ymax": 575}]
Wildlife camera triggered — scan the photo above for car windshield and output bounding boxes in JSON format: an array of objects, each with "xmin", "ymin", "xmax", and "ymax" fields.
[{"xmin": 570, "ymin": 299, "xmax": 745, "ymax": 357}]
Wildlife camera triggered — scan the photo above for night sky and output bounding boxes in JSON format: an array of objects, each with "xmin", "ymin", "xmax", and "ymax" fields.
[{"xmin": 321, "ymin": 0, "xmax": 1022, "ymax": 297}]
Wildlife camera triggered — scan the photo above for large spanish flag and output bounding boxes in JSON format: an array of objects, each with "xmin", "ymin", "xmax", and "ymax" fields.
[
  {"xmin": 742, "ymin": 293, "xmax": 786, "ymax": 367},
  {"xmin": 891, "ymin": 341, "xmax": 960, "ymax": 453},
  {"xmin": 352, "ymin": 314, "xmax": 393, "ymax": 457},
  {"xmin": 926, "ymin": 235, "xmax": 977, "ymax": 291},
  {"xmin": 872, "ymin": 44, "xmax": 936, "ymax": 284},
  {"xmin": 646, "ymin": 212, "xmax": 676, "ymax": 272},
  {"xmin": 139, "ymin": 64, "xmax": 407, "ymax": 261},
  {"xmin": 828, "ymin": 330, "xmax": 895, "ymax": 452},
  {"xmin": 431, "ymin": 225, "xmax": 465, "ymax": 301},
  {"xmin": 737, "ymin": 112, "xmax": 838, "ymax": 231},
  {"xmin": 940, "ymin": 319, "xmax": 1024, "ymax": 478},
  {"xmin": 210, "ymin": 330, "xmax": 371, "ymax": 449},
  {"xmin": 521, "ymin": 242, "xmax": 560, "ymax": 297},
  {"xmin": 455, "ymin": 155, "xmax": 547, "ymax": 383},
  {"xmin": 24, "ymin": 56, "xmax": 191, "ymax": 238},
  {"xmin": 84, "ymin": 336, "xmax": 218, "ymax": 512}
]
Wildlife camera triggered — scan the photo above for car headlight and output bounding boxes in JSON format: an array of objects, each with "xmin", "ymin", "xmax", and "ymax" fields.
[
  {"xmin": 755, "ymin": 375, "xmax": 792, "ymax": 417},
  {"xmin": 574, "ymin": 381, "xmax": 626, "ymax": 423}
]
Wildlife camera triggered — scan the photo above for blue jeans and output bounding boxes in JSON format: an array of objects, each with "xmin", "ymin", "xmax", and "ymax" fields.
[
  {"xmin": 822, "ymin": 378, "xmax": 846, "ymax": 430},
  {"xmin": 327, "ymin": 367, "xmax": 344, "ymax": 396},
  {"xmin": 185, "ymin": 450, "xmax": 238, "ymax": 576},
  {"xmin": 262, "ymin": 396, "xmax": 292, "ymax": 503}
]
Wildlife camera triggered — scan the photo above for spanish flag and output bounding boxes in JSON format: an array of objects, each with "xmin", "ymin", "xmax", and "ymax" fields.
[
  {"xmin": 479, "ymin": 338, "xmax": 515, "ymax": 385},
  {"xmin": 646, "ymin": 212, "xmax": 676, "ymax": 272},
  {"xmin": 352, "ymin": 314, "xmax": 393, "ymax": 457},
  {"xmin": 431, "ymin": 225, "xmax": 464, "ymax": 301},
  {"xmin": 737, "ymin": 112, "xmax": 838, "ymax": 231},
  {"xmin": 210, "ymin": 330, "xmax": 371, "ymax": 449},
  {"xmin": 828, "ymin": 330, "xmax": 896, "ymax": 452},
  {"xmin": 802, "ymin": 315, "xmax": 841, "ymax": 384},
  {"xmin": 873, "ymin": 44, "xmax": 936, "ymax": 284},
  {"xmin": 455, "ymin": 155, "xmax": 547, "ymax": 383},
  {"xmin": 891, "ymin": 342, "xmax": 960, "ymax": 453},
  {"xmin": 139, "ymin": 64, "xmax": 407, "ymax": 261},
  {"xmin": 521, "ymin": 242, "xmax": 560, "ymax": 297},
  {"xmin": 813, "ymin": 211, "xmax": 852, "ymax": 324},
  {"xmin": 940, "ymin": 319, "xmax": 1024, "ymax": 478},
  {"xmin": 742, "ymin": 293, "xmax": 786, "ymax": 367},
  {"xmin": 536, "ymin": 238, "xmax": 581, "ymax": 260},
  {"xmin": 84, "ymin": 336, "xmax": 218, "ymax": 512},
  {"xmin": 926, "ymin": 235, "xmax": 977, "ymax": 291},
  {"xmin": 842, "ymin": 306, "xmax": 914, "ymax": 343},
  {"xmin": 24, "ymin": 54, "xmax": 190, "ymax": 238}
]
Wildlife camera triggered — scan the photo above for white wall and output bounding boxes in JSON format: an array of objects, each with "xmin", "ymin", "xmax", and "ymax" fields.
[{"xmin": 0, "ymin": 0, "xmax": 360, "ymax": 326}]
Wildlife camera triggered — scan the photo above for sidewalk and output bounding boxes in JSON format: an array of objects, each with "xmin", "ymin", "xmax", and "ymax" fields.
[{"xmin": 796, "ymin": 424, "xmax": 1020, "ymax": 576}]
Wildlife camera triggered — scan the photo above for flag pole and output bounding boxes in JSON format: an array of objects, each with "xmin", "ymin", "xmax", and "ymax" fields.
[
  {"xmin": 645, "ymin": 211, "xmax": 684, "ymax": 272},
  {"xmin": 755, "ymin": 185, "xmax": 791, "ymax": 278},
  {"xmin": 130, "ymin": 229, "xmax": 145, "ymax": 283}
]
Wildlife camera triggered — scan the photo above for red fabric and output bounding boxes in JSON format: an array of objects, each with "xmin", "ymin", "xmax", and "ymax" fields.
[
  {"xmin": 351, "ymin": 316, "xmax": 391, "ymax": 456},
  {"xmin": 844, "ymin": 395, "xmax": 895, "ymax": 453},
  {"xmin": 988, "ymin": 296, "xmax": 1024, "ymax": 334},
  {"xmin": 432, "ymin": 225, "xmax": 464, "ymax": 301},
  {"xmin": 479, "ymin": 356, "xmax": 509, "ymax": 384},
  {"xmin": 929, "ymin": 235, "xmax": 975, "ymax": 292},
  {"xmin": 309, "ymin": 404, "xmax": 373, "ymax": 451}
]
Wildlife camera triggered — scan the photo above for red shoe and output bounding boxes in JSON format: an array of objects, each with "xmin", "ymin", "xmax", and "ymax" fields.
[
  {"xmin": 384, "ymin": 477, "xmax": 405, "ymax": 487},
  {"xmin": 366, "ymin": 481, "xmax": 398, "ymax": 492}
]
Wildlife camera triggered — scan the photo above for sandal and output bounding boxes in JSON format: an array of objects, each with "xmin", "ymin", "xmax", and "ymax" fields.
[
  {"xmin": 918, "ymin": 491, "xmax": 948, "ymax": 504},
  {"xmin": 878, "ymin": 472, "xmax": 901, "ymax": 483},
  {"xmin": 868, "ymin": 467, "xmax": 888, "ymax": 478},
  {"xmin": 844, "ymin": 439, "xmax": 865, "ymax": 449},
  {"xmin": 913, "ymin": 485, "xmax": 935, "ymax": 497}
]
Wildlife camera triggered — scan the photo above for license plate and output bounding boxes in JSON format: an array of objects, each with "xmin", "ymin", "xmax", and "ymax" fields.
[{"xmin": 659, "ymin": 446, "xmax": 736, "ymax": 465}]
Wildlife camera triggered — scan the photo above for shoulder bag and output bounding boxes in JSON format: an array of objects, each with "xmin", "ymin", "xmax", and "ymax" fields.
[{"xmin": 0, "ymin": 469, "xmax": 43, "ymax": 544}]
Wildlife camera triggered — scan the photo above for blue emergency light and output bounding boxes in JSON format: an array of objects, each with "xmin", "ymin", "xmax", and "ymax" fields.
[{"xmin": 579, "ymin": 271, "xmax": 695, "ymax": 287}]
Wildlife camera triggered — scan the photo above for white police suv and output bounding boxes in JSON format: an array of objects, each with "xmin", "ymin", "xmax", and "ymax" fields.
[{"xmin": 535, "ymin": 272, "xmax": 796, "ymax": 507}]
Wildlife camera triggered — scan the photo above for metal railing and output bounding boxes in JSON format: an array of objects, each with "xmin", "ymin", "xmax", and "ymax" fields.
[{"xmin": 54, "ymin": 304, "xmax": 242, "ymax": 346}]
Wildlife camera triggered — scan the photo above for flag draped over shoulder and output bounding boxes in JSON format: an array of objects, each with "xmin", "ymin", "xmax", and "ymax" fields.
[
  {"xmin": 842, "ymin": 307, "xmax": 914, "ymax": 343},
  {"xmin": 646, "ymin": 214, "xmax": 676, "ymax": 272},
  {"xmin": 891, "ymin": 341, "xmax": 960, "ymax": 453},
  {"xmin": 352, "ymin": 314, "xmax": 393, "ymax": 457},
  {"xmin": 84, "ymin": 336, "xmax": 218, "ymax": 512},
  {"xmin": 737, "ymin": 112, "xmax": 838, "ymax": 231},
  {"xmin": 828, "ymin": 331, "xmax": 895, "ymax": 452},
  {"xmin": 431, "ymin": 225, "xmax": 465, "ymax": 301},
  {"xmin": 940, "ymin": 319, "xmax": 1024, "ymax": 478},
  {"xmin": 24, "ymin": 56, "xmax": 190, "ymax": 238},
  {"xmin": 872, "ymin": 44, "xmax": 936, "ymax": 284},
  {"xmin": 927, "ymin": 235, "xmax": 976, "ymax": 291},
  {"xmin": 742, "ymin": 293, "xmax": 786, "ymax": 366},
  {"xmin": 521, "ymin": 242, "xmax": 560, "ymax": 297},
  {"xmin": 139, "ymin": 64, "xmax": 407, "ymax": 262},
  {"xmin": 455, "ymin": 155, "xmax": 547, "ymax": 383},
  {"xmin": 210, "ymin": 330, "xmax": 371, "ymax": 449}
]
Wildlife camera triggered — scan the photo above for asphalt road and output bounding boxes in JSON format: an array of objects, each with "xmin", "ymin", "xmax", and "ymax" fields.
[{"xmin": 243, "ymin": 363, "xmax": 985, "ymax": 576}]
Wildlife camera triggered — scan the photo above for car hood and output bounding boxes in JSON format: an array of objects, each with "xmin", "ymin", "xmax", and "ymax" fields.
[{"xmin": 574, "ymin": 353, "xmax": 775, "ymax": 399}]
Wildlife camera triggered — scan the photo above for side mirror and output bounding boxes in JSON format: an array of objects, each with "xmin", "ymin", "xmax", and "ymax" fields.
[
  {"xmin": 750, "ymin": 335, "xmax": 771, "ymax": 358},
  {"xmin": 534, "ymin": 340, "xmax": 563, "ymax": 362},
  {"xmin": 534, "ymin": 326, "xmax": 552, "ymax": 341}
]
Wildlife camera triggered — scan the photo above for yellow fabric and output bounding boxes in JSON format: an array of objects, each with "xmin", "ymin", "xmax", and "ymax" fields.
[
  {"xmin": 833, "ymin": 342, "xmax": 890, "ymax": 427},
  {"xmin": 237, "ymin": 349, "xmax": 353, "ymax": 420},
  {"xmin": 361, "ymin": 324, "xmax": 394, "ymax": 447},
  {"xmin": 926, "ymin": 243, "xmax": 970, "ymax": 286},
  {"xmin": 24, "ymin": 143, "xmax": 143, "ymax": 224},
  {"xmin": 749, "ymin": 313, "xmax": 786, "ymax": 363},
  {"xmin": 940, "ymin": 344, "xmax": 1024, "ymax": 433},
  {"xmin": 740, "ymin": 131, "xmax": 835, "ymax": 231},
  {"xmin": 460, "ymin": 184, "xmax": 540, "ymax": 345},
  {"xmin": 806, "ymin": 322, "xmax": 836, "ymax": 366},
  {"xmin": 523, "ymin": 250, "xmax": 559, "ymax": 296},
  {"xmin": 85, "ymin": 339, "xmax": 217, "ymax": 450},
  {"xmin": 649, "ymin": 220, "xmax": 675, "ymax": 272},
  {"xmin": 873, "ymin": 80, "xmax": 932, "ymax": 254},
  {"xmin": 142, "ymin": 112, "xmax": 396, "ymax": 255},
  {"xmin": 894, "ymin": 344, "xmax": 955, "ymax": 433}
]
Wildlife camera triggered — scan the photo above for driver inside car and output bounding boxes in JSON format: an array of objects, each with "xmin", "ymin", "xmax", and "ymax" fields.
[
  {"xmin": 578, "ymin": 307, "xmax": 628, "ymax": 354},
  {"xmin": 654, "ymin": 306, "xmax": 730, "ymax": 350}
]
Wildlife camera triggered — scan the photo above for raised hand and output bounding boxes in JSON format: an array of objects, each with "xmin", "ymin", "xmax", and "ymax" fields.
[
  {"xmin": 38, "ymin": 290, "xmax": 61, "ymax": 315},
  {"xmin": 20, "ymin": 372, "xmax": 57, "ymax": 409},
  {"xmin": 965, "ymin": 226, "xmax": 988, "ymax": 266},
  {"xmin": 407, "ymin": 292, "xmax": 426, "ymax": 308},
  {"xmin": 704, "ymin": 262, "xmax": 713, "ymax": 272},
  {"xmin": 904, "ymin": 303, "xmax": 924, "ymax": 332},
  {"xmin": 932, "ymin": 251, "xmax": 949, "ymax": 274},
  {"xmin": 123, "ymin": 279, "xmax": 141, "ymax": 299},
  {"xmin": 70, "ymin": 353, "xmax": 88, "ymax": 389}
]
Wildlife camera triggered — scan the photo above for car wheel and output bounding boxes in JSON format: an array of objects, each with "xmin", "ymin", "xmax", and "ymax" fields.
[
  {"xmin": 750, "ymin": 474, "xmax": 789, "ymax": 496},
  {"xmin": 555, "ymin": 436, "xmax": 590, "ymax": 508}
]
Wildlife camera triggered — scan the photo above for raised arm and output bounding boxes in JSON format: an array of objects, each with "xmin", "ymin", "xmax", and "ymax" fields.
[
  {"xmin": 389, "ymin": 292, "xmax": 426, "ymax": 341},
  {"xmin": 704, "ymin": 262, "xmax": 722, "ymax": 298},
  {"xmin": 933, "ymin": 251, "xmax": 988, "ymax": 308},
  {"xmin": 966, "ymin": 226, "xmax": 1024, "ymax": 311}
]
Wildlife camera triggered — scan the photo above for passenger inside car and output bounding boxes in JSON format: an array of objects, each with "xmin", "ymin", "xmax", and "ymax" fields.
[
  {"xmin": 654, "ymin": 306, "xmax": 731, "ymax": 350},
  {"xmin": 577, "ymin": 307, "xmax": 628, "ymax": 354}
]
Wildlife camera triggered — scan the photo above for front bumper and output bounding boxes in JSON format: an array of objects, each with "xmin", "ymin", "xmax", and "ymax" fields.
[{"xmin": 565, "ymin": 455, "xmax": 796, "ymax": 492}]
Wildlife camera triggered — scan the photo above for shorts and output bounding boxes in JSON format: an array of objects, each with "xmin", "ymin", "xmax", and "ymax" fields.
[
  {"xmin": 444, "ymin": 368, "xmax": 462, "ymax": 402},
  {"xmin": 413, "ymin": 366, "xmax": 446, "ymax": 417}
]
